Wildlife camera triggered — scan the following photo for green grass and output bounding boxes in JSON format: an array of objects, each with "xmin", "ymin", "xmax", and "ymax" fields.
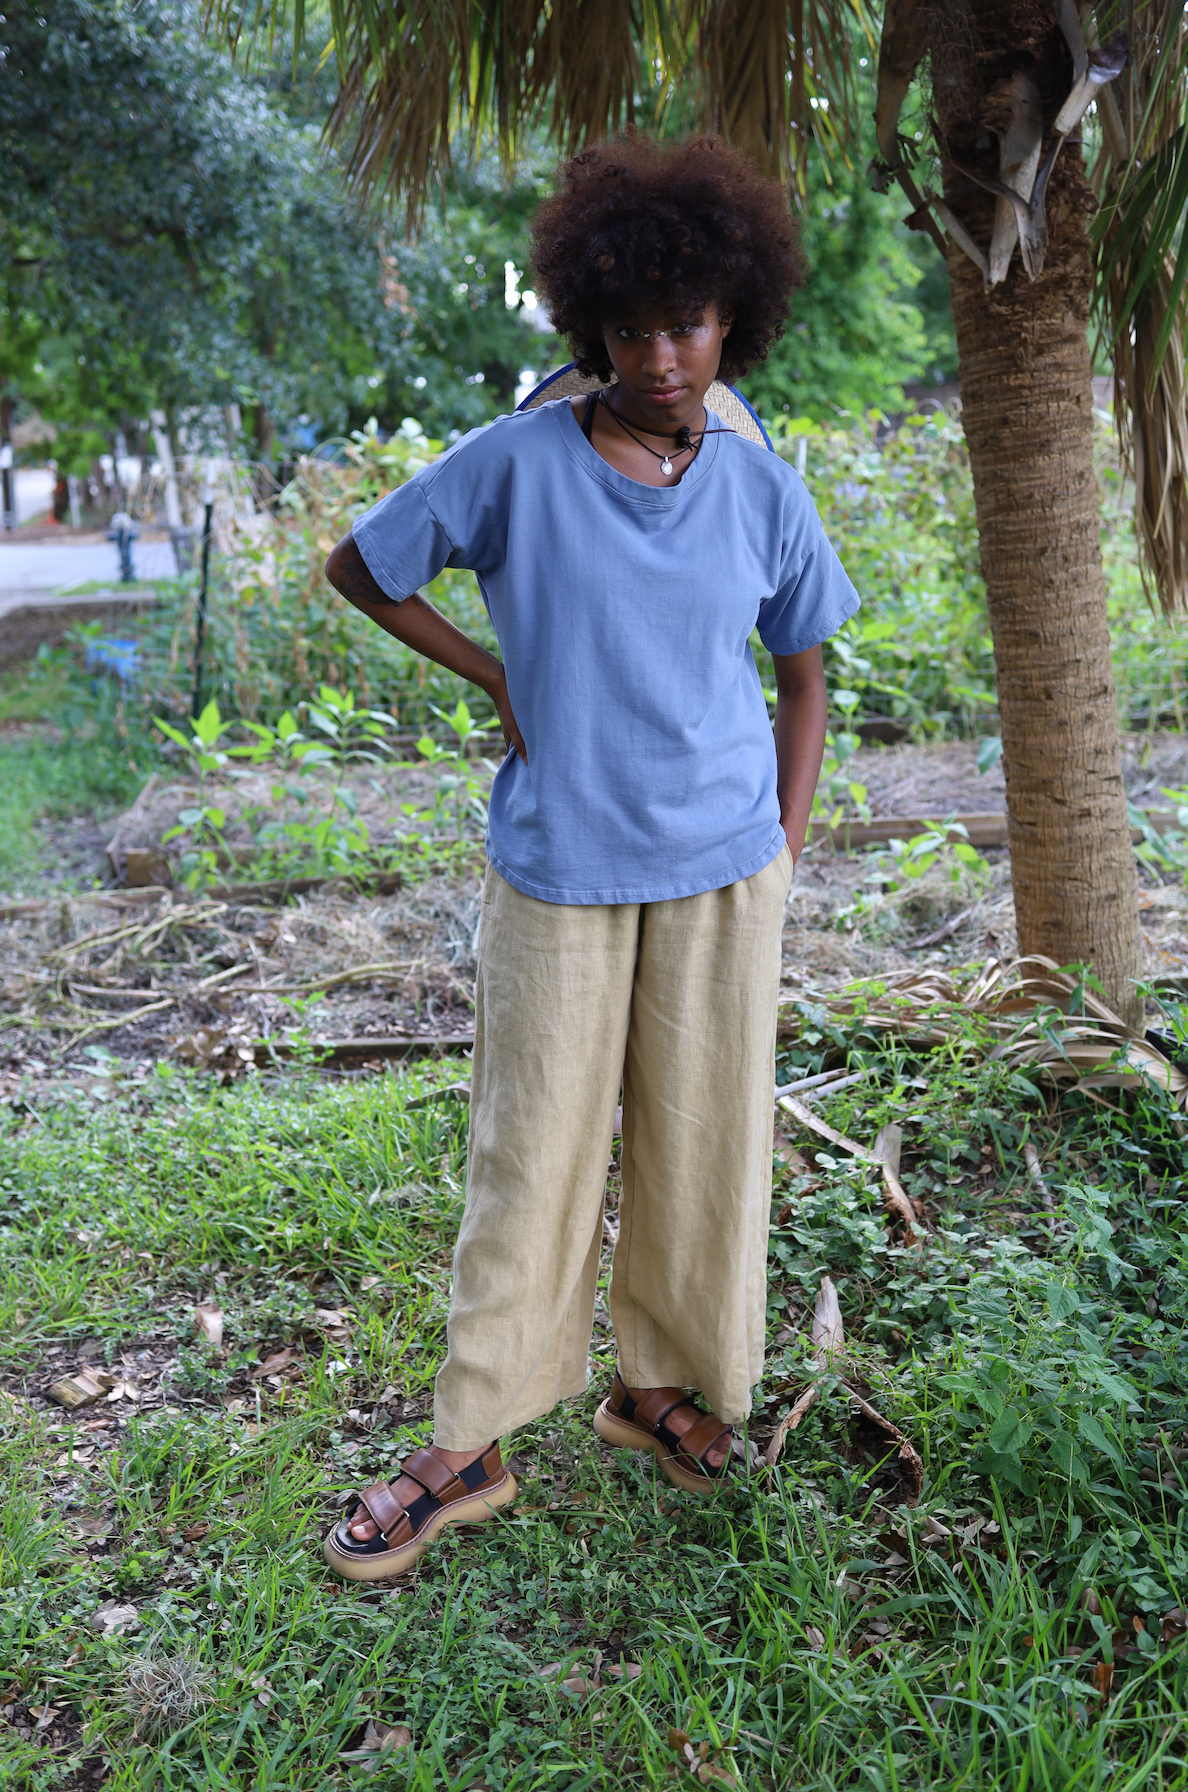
[
  {"xmin": 1, "ymin": 1036, "xmax": 1187, "ymax": 1788},
  {"xmin": 0, "ymin": 730, "xmax": 148, "ymax": 896}
]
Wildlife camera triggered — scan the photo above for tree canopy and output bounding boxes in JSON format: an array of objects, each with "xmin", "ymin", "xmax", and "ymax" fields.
[{"xmin": 0, "ymin": 0, "xmax": 560, "ymax": 450}]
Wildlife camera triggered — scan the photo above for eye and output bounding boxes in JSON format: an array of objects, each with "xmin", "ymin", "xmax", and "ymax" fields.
[{"xmin": 616, "ymin": 326, "xmax": 641, "ymax": 340}]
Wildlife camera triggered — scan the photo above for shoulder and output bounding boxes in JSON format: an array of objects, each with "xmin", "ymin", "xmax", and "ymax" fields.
[
  {"xmin": 712, "ymin": 424, "xmax": 814, "ymax": 513},
  {"xmin": 417, "ymin": 403, "xmax": 561, "ymax": 492}
]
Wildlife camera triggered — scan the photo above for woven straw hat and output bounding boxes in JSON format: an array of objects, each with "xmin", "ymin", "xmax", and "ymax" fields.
[{"xmin": 517, "ymin": 363, "xmax": 772, "ymax": 451}]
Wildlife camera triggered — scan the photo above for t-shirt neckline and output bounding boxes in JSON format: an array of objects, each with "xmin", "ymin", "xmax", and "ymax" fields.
[{"xmin": 555, "ymin": 395, "xmax": 722, "ymax": 503}]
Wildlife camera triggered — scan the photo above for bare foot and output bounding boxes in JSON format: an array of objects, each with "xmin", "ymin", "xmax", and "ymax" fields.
[
  {"xmin": 347, "ymin": 1442, "xmax": 489, "ymax": 1542},
  {"xmin": 622, "ymin": 1384, "xmax": 733, "ymax": 1470}
]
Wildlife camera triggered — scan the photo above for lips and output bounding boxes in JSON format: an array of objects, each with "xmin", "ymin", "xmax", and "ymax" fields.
[{"xmin": 643, "ymin": 387, "xmax": 684, "ymax": 404}]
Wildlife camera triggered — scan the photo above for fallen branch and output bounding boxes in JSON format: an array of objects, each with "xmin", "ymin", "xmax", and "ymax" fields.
[
  {"xmin": 0, "ymin": 887, "xmax": 168, "ymax": 924},
  {"xmin": 260, "ymin": 1033, "xmax": 474, "ymax": 1065},
  {"xmin": 1023, "ymin": 1139, "xmax": 1054, "ymax": 1213},
  {"xmin": 777, "ymin": 1098, "xmax": 926, "ymax": 1241},
  {"xmin": 908, "ymin": 908, "xmax": 973, "ymax": 951},
  {"xmin": 804, "ymin": 808, "xmax": 1179, "ymax": 855},
  {"xmin": 762, "ymin": 1276, "xmax": 923, "ymax": 1503},
  {"xmin": 221, "ymin": 959, "xmax": 418, "ymax": 998},
  {"xmin": 873, "ymin": 1121, "xmax": 928, "ymax": 1241},
  {"xmin": 62, "ymin": 962, "xmax": 252, "ymax": 1003},
  {"xmin": 44, "ymin": 904, "xmax": 230, "ymax": 964},
  {"xmin": 405, "ymin": 1080, "xmax": 471, "ymax": 1109},
  {"xmin": 762, "ymin": 1276, "xmax": 844, "ymax": 1467},
  {"xmin": 775, "ymin": 1068, "xmax": 869, "ymax": 1102},
  {"xmin": 808, "ymin": 812, "xmax": 1007, "ymax": 850},
  {"xmin": 55, "ymin": 998, "xmax": 177, "ymax": 1054},
  {"xmin": 776, "ymin": 1096, "xmax": 877, "ymax": 1164},
  {"xmin": 209, "ymin": 869, "xmax": 404, "ymax": 906},
  {"xmin": 0, "ymin": 869, "xmax": 406, "ymax": 929}
]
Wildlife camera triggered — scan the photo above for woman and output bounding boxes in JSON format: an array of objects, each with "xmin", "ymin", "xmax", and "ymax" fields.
[{"xmin": 322, "ymin": 134, "xmax": 859, "ymax": 1582}]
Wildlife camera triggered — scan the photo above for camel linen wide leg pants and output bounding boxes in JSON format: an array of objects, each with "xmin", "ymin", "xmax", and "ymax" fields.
[{"xmin": 431, "ymin": 844, "xmax": 793, "ymax": 1452}]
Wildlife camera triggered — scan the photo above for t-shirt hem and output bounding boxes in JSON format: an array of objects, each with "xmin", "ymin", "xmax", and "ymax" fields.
[
  {"xmin": 485, "ymin": 833, "xmax": 789, "ymax": 906},
  {"xmin": 354, "ymin": 524, "xmax": 416, "ymax": 601}
]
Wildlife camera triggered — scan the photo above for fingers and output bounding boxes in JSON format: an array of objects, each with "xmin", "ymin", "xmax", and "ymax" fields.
[{"xmin": 500, "ymin": 713, "xmax": 528, "ymax": 763}]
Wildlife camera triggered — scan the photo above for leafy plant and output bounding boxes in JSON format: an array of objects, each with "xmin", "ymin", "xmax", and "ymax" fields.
[
  {"xmin": 807, "ymin": 689, "xmax": 873, "ymax": 849},
  {"xmin": 399, "ymin": 698, "xmax": 495, "ymax": 855},
  {"xmin": 878, "ymin": 821, "xmax": 991, "ymax": 893},
  {"xmin": 155, "ymin": 700, "xmax": 237, "ymax": 890},
  {"xmin": 235, "ymin": 686, "xmax": 399, "ymax": 879}
]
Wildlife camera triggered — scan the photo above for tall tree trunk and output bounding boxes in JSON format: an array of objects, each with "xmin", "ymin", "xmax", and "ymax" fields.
[{"xmin": 933, "ymin": 6, "xmax": 1143, "ymax": 1024}]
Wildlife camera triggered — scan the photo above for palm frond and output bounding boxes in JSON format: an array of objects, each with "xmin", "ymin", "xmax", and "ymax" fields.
[
  {"xmin": 530, "ymin": 0, "xmax": 650, "ymax": 158},
  {"xmin": 203, "ymin": 0, "xmax": 876, "ymax": 216},
  {"xmin": 682, "ymin": 0, "xmax": 875, "ymax": 192},
  {"xmin": 778, "ymin": 954, "xmax": 1188, "ymax": 1106},
  {"xmin": 689, "ymin": 0, "xmax": 792, "ymax": 178},
  {"xmin": 1090, "ymin": 1, "xmax": 1188, "ymax": 619}
]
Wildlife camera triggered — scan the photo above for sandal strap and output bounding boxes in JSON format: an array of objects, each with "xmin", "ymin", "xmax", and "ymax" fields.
[
  {"xmin": 631, "ymin": 1386, "xmax": 697, "ymax": 1432},
  {"xmin": 675, "ymin": 1413, "xmax": 734, "ymax": 1467},
  {"xmin": 609, "ymin": 1374, "xmax": 732, "ymax": 1478},
  {"xmin": 402, "ymin": 1447, "xmax": 469, "ymax": 1504},
  {"xmin": 356, "ymin": 1480, "xmax": 414, "ymax": 1546}
]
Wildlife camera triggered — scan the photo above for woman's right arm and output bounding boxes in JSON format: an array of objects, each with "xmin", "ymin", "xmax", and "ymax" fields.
[{"xmin": 325, "ymin": 532, "xmax": 526, "ymax": 762}]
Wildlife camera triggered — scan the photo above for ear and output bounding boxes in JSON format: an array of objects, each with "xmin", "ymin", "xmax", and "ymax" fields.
[{"xmin": 718, "ymin": 306, "xmax": 735, "ymax": 339}]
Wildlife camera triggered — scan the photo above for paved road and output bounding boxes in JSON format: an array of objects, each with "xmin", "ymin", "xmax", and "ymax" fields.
[{"xmin": 0, "ymin": 538, "xmax": 179, "ymax": 594}]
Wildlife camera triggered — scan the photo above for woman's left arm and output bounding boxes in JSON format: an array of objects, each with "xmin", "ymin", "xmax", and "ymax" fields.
[{"xmin": 772, "ymin": 645, "xmax": 828, "ymax": 864}]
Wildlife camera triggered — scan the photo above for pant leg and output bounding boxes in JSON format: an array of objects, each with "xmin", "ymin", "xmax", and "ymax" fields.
[
  {"xmin": 432, "ymin": 867, "xmax": 638, "ymax": 1451},
  {"xmin": 609, "ymin": 843, "xmax": 793, "ymax": 1423}
]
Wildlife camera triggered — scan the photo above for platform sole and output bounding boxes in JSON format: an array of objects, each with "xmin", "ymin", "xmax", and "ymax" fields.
[
  {"xmin": 593, "ymin": 1401, "xmax": 727, "ymax": 1497},
  {"xmin": 322, "ymin": 1470, "xmax": 518, "ymax": 1582}
]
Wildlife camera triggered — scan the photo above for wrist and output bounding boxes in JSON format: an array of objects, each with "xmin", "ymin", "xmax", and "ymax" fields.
[{"xmin": 475, "ymin": 654, "xmax": 507, "ymax": 699}]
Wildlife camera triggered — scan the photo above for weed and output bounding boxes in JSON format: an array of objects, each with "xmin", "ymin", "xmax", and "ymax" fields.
[
  {"xmin": 124, "ymin": 1647, "xmax": 212, "ymax": 1739},
  {"xmin": 400, "ymin": 698, "xmax": 497, "ymax": 846}
]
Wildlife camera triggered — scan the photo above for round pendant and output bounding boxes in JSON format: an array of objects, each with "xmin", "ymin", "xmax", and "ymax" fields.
[{"xmin": 661, "ymin": 457, "xmax": 673, "ymax": 475}]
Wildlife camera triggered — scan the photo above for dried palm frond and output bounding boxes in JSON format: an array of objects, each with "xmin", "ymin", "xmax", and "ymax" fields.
[
  {"xmin": 203, "ymin": 0, "xmax": 876, "ymax": 216},
  {"xmin": 1091, "ymin": 1, "xmax": 1188, "ymax": 619},
  {"xmin": 778, "ymin": 954, "xmax": 1188, "ymax": 1107},
  {"xmin": 533, "ymin": 0, "xmax": 649, "ymax": 160},
  {"xmin": 683, "ymin": 0, "xmax": 874, "ymax": 192}
]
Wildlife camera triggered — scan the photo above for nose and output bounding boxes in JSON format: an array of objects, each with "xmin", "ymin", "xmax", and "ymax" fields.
[{"xmin": 640, "ymin": 333, "xmax": 677, "ymax": 377}]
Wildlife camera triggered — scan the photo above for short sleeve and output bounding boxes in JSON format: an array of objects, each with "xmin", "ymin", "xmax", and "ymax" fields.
[
  {"xmin": 756, "ymin": 513, "xmax": 860, "ymax": 656},
  {"xmin": 352, "ymin": 479, "xmax": 456, "ymax": 603},
  {"xmin": 351, "ymin": 420, "xmax": 514, "ymax": 601}
]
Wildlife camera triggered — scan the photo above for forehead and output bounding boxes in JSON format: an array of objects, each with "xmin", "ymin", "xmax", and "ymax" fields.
[{"xmin": 604, "ymin": 298, "xmax": 711, "ymax": 327}]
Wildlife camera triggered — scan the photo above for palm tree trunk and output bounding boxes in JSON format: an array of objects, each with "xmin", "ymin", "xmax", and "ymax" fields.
[{"xmin": 938, "ymin": 81, "xmax": 1142, "ymax": 1024}]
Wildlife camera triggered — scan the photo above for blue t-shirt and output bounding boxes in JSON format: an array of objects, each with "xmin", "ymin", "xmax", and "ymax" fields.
[{"xmin": 354, "ymin": 397, "xmax": 859, "ymax": 904}]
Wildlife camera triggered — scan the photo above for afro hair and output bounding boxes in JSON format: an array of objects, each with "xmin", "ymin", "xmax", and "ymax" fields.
[{"xmin": 528, "ymin": 133, "xmax": 803, "ymax": 384}]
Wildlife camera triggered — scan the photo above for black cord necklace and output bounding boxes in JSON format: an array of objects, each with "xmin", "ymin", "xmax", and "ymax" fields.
[{"xmin": 599, "ymin": 392, "xmax": 728, "ymax": 475}]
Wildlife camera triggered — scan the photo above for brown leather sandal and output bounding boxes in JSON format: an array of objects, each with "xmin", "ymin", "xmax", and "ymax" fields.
[
  {"xmin": 593, "ymin": 1372, "xmax": 734, "ymax": 1496},
  {"xmin": 323, "ymin": 1442, "xmax": 517, "ymax": 1582}
]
